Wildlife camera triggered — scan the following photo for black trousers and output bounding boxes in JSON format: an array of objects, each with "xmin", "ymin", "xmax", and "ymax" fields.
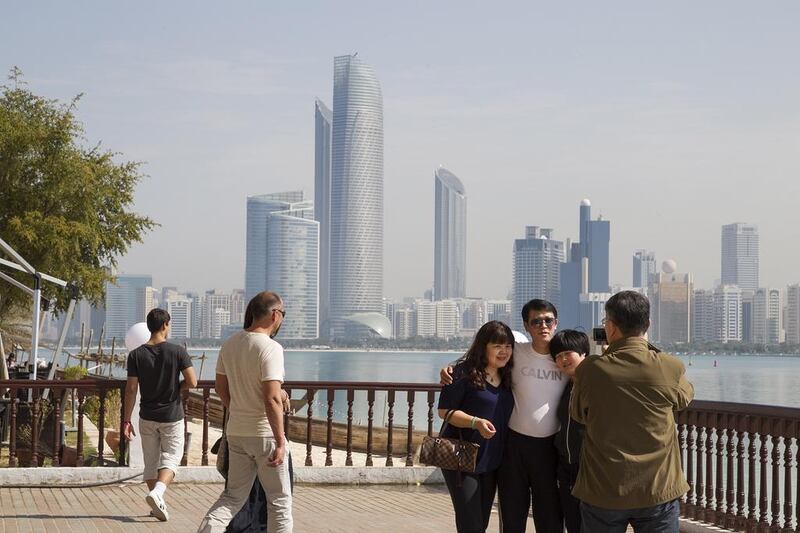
[
  {"xmin": 497, "ymin": 430, "xmax": 563, "ymax": 533},
  {"xmin": 557, "ymin": 460, "xmax": 581, "ymax": 533},
  {"xmin": 442, "ymin": 468, "xmax": 499, "ymax": 533}
]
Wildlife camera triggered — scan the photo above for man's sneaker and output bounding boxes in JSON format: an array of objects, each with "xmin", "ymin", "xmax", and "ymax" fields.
[{"xmin": 146, "ymin": 490, "xmax": 169, "ymax": 521}]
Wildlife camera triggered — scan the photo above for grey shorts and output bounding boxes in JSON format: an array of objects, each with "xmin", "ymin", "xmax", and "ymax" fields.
[{"xmin": 139, "ymin": 418, "xmax": 184, "ymax": 480}]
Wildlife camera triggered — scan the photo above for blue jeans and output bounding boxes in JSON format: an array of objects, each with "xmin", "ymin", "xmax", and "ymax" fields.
[{"xmin": 580, "ymin": 499, "xmax": 680, "ymax": 533}]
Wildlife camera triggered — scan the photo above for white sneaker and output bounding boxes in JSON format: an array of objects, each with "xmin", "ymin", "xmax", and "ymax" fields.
[{"xmin": 146, "ymin": 490, "xmax": 169, "ymax": 521}]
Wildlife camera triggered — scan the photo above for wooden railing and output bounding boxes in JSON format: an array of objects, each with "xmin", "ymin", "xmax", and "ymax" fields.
[
  {"xmin": 2, "ymin": 378, "xmax": 799, "ymax": 532},
  {"xmin": 677, "ymin": 400, "xmax": 800, "ymax": 532},
  {"xmin": 0, "ymin": 379, "xmax": 127, "ymax": 467}
]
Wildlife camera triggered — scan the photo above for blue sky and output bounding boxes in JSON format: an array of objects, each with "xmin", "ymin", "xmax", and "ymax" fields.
[{"xmin": 3, "ymin": 2, "xmax": 799, "ymax": 298}]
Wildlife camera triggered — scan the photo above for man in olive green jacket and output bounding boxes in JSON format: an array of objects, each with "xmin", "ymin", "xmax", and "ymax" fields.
[{"xmin": 571, "ymin": 290, "xmax": 693, "ymax": 533}]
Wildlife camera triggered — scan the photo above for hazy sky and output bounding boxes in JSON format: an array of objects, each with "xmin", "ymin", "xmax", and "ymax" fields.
[{"xmin": 4, "ymin": 2, "xmax": 800, "ymax": 299}]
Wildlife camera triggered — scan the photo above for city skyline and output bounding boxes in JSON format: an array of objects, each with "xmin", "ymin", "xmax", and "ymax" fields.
[{"xmin": 5, "ymin": 3, "xmax": 800, "ymax": 298}]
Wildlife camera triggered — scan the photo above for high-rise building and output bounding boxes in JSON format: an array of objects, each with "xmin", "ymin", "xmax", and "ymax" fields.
[
  {"xmin": 104, "ymin": 274, "xmax": 153, "ymax": 340},
  {"xmin": 315, "ymin": 99, "xmax": 333, "ymax": 339},
  {"xmin": 187, "ymin": 292, "xmax": 204, "ymax": 338},
  {"xmin": 329, "ymin": 54, "xmax": 384, "ymax": 339},
  {"xmin": 587, "ymin": 217, "xmax": 611, "ymax": 293},
  {"xmin": 435, "ymin": 300, "xmax": 460, "ymax": 339},
  {"xmin": 691, "ymin": 289, "xmax": 715, "ymax": 343},
  {"xmin": 713, "ymin": 285, "xmax": 742, "ymax": 343},
  {"xmin": 204, "ymin": 289, "xmax": 231, "ymax": 339},
  {"xmin": 649, "ymin": 264, "xmax": 692, "ymax": 344},
  {"xmin": 560, "ymin": 200, "xmax": 610, "ymax": 329},
  {"xmin": 166, "ymin": 295, "xmax": 192, "ymax": 339},
  {"xmin": 721, "ymin": 223, "xmax": 759, "ymax": 292},
  {"xmin": 633, "ymin": 250, "xmax": 657, "ymax": 289},
  {"xmin": 786, "ymin": 285, "xmax": 800, "ymax": 345},
  {"xmin": 752, "ymin": 288, "xmax": 782, "ymax": 345},
  {"xmin": 266, "ymin": 200, "xmax": 319, "ymax": 339},
  {"xmin": 229, "ymin": 289, "xmax": 245, "ymax": 325},
  {"xmin": 433, "ymin": 167, "xmax": 467, "ymax": 301},
  {"xmin": 245, "ymin": 191, "xmax": 320, "ymax": 339},
  {"xmin": 245, "ymin": 191, "xmax": 305, "ymax": 303},
  {"xmin": 512, "ymin": 226, "xmax": 564, "ymax": 331},
  {"xmin": 578, "ymin": 292, "xmax": 611, "ymax": 334},
  {"xmin": 415, "ymin": 300, "xmax": 436, "ymax": 337},
  {"xmin": 393, "ymin": 307, "xmax": 415, "ymax": 339},
  {"xmin": 487, "ymin": 300, "xmax": 512, "ymax": 325},
  {"xmin": 144, "ymin": 287, "xmax": 158, "ymax": 315}
]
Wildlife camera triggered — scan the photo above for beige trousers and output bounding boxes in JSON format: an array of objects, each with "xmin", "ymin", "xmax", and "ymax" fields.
[{"xmin": 196, "ymin": 435, "xmax": 292, "ymax": 533}]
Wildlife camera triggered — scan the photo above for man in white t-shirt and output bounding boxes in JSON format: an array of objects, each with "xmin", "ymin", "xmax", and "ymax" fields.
[
  {"xmin": 498, "ymin": 299, "xmax": 566, "ymax": 532},
  {"xmin": 197, "ymin": 291, "xmax": 292, "ymax": 533},
  {"xmin": 441, "ymin": 299, "xmax": 566, "ymax": 532}
]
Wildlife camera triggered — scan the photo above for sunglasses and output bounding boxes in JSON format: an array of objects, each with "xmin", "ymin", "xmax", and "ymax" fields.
[
  {"xmin": 529, "ymin": 317, "xmax": 555, "ymax": 327},
  {"xmin": 273, "ymin": 308, "xmax": 286, "ymax": 318}
]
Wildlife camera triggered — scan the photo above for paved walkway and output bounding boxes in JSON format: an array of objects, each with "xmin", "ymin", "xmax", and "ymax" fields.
[{"xmin": 0, "ymin": 483, "xmax": 534, "ymax": 532}]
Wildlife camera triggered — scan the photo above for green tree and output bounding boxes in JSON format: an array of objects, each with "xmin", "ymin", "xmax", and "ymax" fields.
[{"xmin": 0, "ymin": 67, "xmax": 156, "ymax": 328}]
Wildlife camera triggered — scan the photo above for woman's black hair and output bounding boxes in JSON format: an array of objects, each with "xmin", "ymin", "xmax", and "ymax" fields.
[
  {"xmin": 549, "ymin": 329, "xmax": 590, "ymax": 362},
  {"xmin": 455, "ymin": 321, "xmax": 515, "ymax": 389}
]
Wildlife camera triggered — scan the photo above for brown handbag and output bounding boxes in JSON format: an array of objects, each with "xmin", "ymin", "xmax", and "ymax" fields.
[{"xmin": 419, "ymin": 409, "xmax": 479, "ymax": 472}]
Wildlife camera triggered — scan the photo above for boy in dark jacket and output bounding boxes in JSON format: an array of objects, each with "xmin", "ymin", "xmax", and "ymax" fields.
[{"xmin": 550, "ymin": 330, "xmax": 589, "ymax": 533}]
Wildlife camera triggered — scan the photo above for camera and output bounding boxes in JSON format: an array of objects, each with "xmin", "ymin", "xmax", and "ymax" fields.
[{"xmin": 592, "ymin": 326, "xmax": 607, "ymax": 344}]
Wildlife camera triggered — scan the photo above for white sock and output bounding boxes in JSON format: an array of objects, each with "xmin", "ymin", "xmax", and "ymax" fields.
[{"xmin": 153, "ymin": 481, "xmax": 167, "ymax": 497}]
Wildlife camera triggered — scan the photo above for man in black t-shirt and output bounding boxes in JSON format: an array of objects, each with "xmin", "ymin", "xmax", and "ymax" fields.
[{"xmin": 124, "ymin": 308, "xmax": 197, "ymax": 522}]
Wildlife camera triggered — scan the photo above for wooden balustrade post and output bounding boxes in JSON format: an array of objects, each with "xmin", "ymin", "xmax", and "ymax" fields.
[
  {"xmin": 305, "ymin": 389, "xmax": 315, "ymax": 466},
  {"xmin": 717, "ymin": 421, "xmax": 728, "ymax": 527},
  {"xmin": 783, "ymin": 430, "xmax": 794, "ymax": 533},
  {"xmin": 325, "ymin": 389, "xmax": 335, "ymax": 466},
  {"xmin": 723, "ymin": 424, "xmax": 735, "ymax": 529},
  {"xmin": 749, "ymin": 419, "xmax": 760, "ymax": 532},
  {"xmin": 772, "ymin": 425, "xmax": 782, "ymax": 532},
  {"xmin": 736, "ymin": 416, "xmax": 748, "ymax": 531},
  {"xmin": 705, "ymin": 421, "xmax": 716, "ymax": 524},
  {"xmin": 697, "ymin": 417, "xmax": 706, "ymax": 520},
  {"xmin": 76, "ymin": 392, "xmax": 85, "ymax": 467},
  {"xmin": 202, "ymin": 388, "xmax": 210, "ymax": 466},
  {"xmin": 118, "ymin": 386, "xmax": 127, "ymax": 466},
  {"xmin": 8, "ymin": 390, "xmax": 17, "ymax": 467},
  {"xmin": 687, "ymin": 414, "xmax": 697, "ymax": 517},
  {"xmin": 761, "ymin": 422, "xmax": 771, "ymax": 531},
  {"xmin": 283, "ymin": 387, "xmax": 291, "ymax": 450},
  {"xmin": 385, "ymin": 390, "xmax": 395, "ymax": 467},
  {"xmin": 366, "ymin": 390, "xmax": 375, "ymax": 467},
  {"xmin": 345, "ymin": 389, "xmax": 354, "ymax": 467},
  {"xmin": 180, "ymin": 390, "xmax": 189, "ymax": 467},
  {"xmin": 427, "ymin": 391, "xmax": 435, "ymax": 436},
  {"xmin": 31, "ymin": 391, "xmax": 40, "ymax": 468},
  {"xmin": 405, "ymin": 391, "xmax": 415, "ymax": 467},
  {"xmin": 679, "ymin": 421, "xmax": 688, "ymax": 515},
  {"xmin": 97, "ymin": 389, "xmax": 106, "ymax": 465},
  {"xmin": 52, "ymin": 395, "xmax": 62, "ymax": 467}
]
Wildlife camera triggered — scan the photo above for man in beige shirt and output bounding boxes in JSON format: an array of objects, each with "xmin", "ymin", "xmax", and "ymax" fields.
[{"xmin": 197, "ymin": 291, "xmax": 292, "ymax": 532}]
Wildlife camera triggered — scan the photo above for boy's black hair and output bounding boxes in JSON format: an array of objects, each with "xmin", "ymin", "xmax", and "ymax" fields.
[
  {"xmin": 549, "ymin": 329, "xmax": 590, "ymax": 361},
  {"xmin": 146, "ymin": 308, "xmax": 170, "ymax": 333}
]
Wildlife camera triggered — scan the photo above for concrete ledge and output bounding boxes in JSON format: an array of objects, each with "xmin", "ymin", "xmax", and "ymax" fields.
[
  {"xmin": 0, "ymin": 465, "xmax": 444, "ymax": 486},
  {"xmin": 679, "ymin": 518, "xmax": 732, "ymax": 533}
]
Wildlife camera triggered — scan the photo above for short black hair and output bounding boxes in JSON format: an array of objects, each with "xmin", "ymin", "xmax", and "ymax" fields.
[
  {"xmin": 605, "ymin": 291, "xmax": 650, "ymax": 336},
  {"xmin": 521, "ymin": 299, "xmax": 558, "ymax": 324},
  {"xmin": 146, "ymin": 308, "xmax": 170, "ymax": 333},
  {"xmin": 549, "ymin": 330, "xmax": 590, "ymax": 361}
]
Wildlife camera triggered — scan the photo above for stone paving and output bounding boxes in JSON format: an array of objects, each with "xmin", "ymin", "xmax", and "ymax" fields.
[{"xmin": 0, "ymin": 483, "xmax": 535, "ymax": 532}]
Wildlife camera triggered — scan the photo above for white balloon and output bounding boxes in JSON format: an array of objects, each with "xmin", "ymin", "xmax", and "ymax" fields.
[{"xmin": 125, "ymin": 322, "xmax": 151, "ymax": 352}]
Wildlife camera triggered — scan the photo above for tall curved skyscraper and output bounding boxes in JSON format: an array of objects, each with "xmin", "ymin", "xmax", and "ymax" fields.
[
  {"xmin": 329, "ymin": 54, "xmax": 384, "ymax": 339},
  {"xmin": 434, "ymin": 167, "xmax": 466, "ymax": 300}
]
